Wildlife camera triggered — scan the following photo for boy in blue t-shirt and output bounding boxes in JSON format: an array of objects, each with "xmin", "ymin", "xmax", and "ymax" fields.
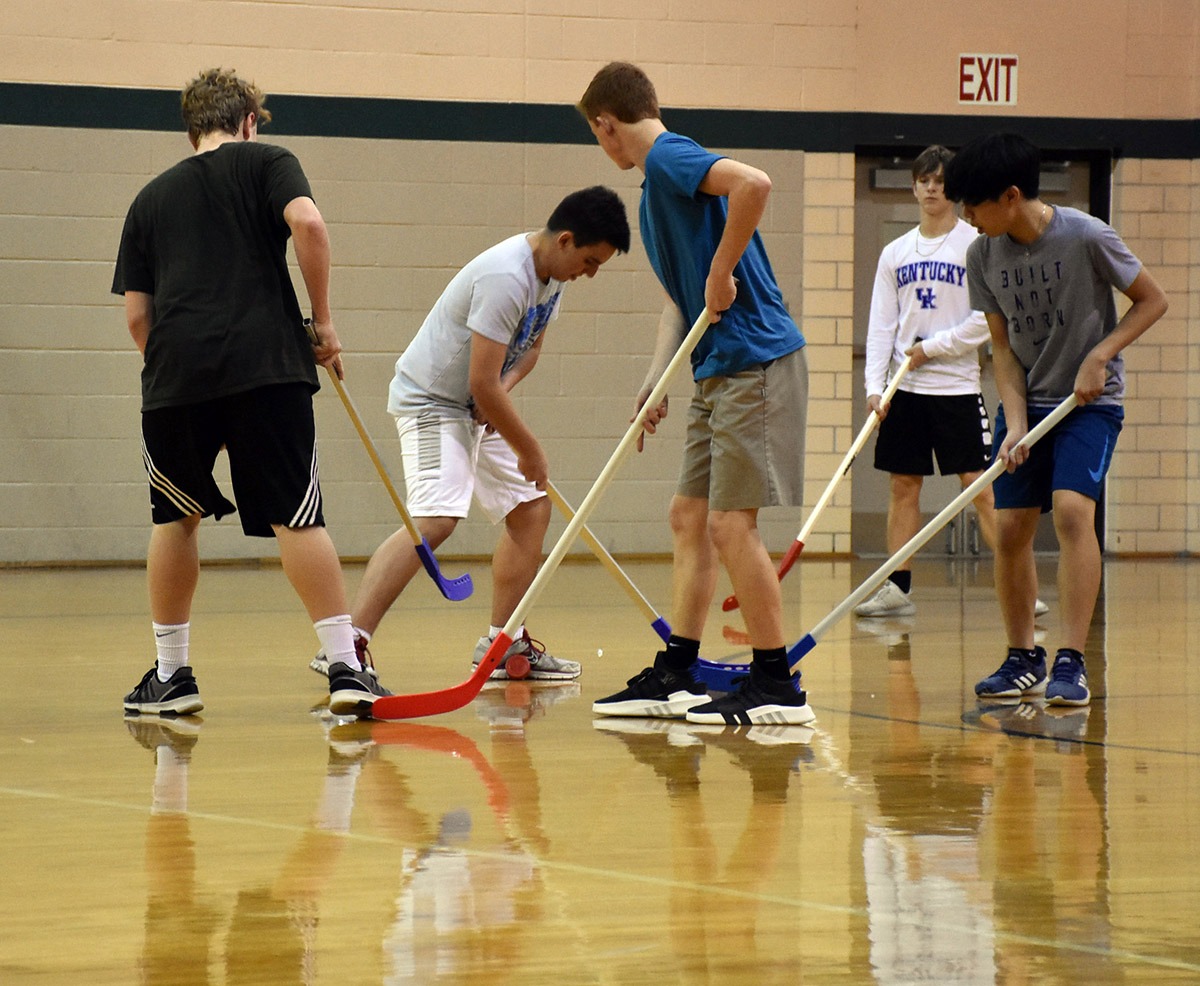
[
  {"xmin": 944, "ymin": 133, "xmax": 1167, "ymax": 707},
  {"xmin": 578, "ymin": 61, "xmax": 813, "ymax": 727}
]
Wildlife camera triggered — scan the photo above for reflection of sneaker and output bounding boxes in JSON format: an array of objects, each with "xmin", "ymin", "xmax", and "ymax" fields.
[
  {"xmin": 592, "ymin": 654, "xmax": 709, "ymax": 718},
  {"xmin": 853, "ymin": 581, "xmax": 916, "ymax": 618},
  {"xmin": 975, "ymin": 646, "xmax": 1047, "ymax": 699},
  {"xmin": 328, "ymin": 661, "xmax": 394, "ymax": 717},
  {"xmin": 474, "ymin": 681, "xmax": 581, "ymax": 730},
  {"xmin": 125, "ymin": 715, "xmax": 201, "ymax": 758},
  {"xmin": 325, "ymin": 719, "xmax": 377, "ymax": 762},
  {"xmin": 969, "ymin": 700, "xmax": 1090, "ymax": 745},
  {"xmin": 311, "ymin": 635, "xmax": 377, "ymax": 678},
  {"xmin": 1045, "ymin": 651, "xmax": 1090, "ymax": 706},
  {"xmin": 685, "ymin": 664, "xmax": 815, "ymax": 726},
  {"xmin": 854, "ymin": 615, "xmax": 916, "ymax": 647},
  {"xmin": 1034, "ymin": 598, "xmax": 1050, "ymax": 617},
  {"xmin": 124, "ymin": 665, "xmax": 205, "ymax": 716},
  {"xmin": 473, "ymin": 630, "xmax": 581, "ymax": 681},
  {"xmin": 688, "ymin": 722, "xmax": 814, "ymax": 800},
  {"xmin": 592, "ymin": 718, "xmax": 704, "ymax": 797}
]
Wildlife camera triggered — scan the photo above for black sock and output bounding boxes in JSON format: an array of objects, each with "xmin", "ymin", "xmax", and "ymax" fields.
[
  {"xmin": 1055, "ymin": 647, "xmax": 1085, "ymax": 663},
  {"xmin": 753, "ymin": 647, "xmax": 792, "ymax": 681},
  {"xmin": 889, "ymin": 570, "xmax": 912, "ymax": 594},
  {"xmin": 660, "ymin": 634, "xmax": 700, "ymax": 671}
]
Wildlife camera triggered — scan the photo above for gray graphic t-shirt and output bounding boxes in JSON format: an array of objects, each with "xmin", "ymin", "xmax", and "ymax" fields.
[
  {"xmin": 389, "ymin": 233, "xmax": 563, "ymax": 417},
  {"xmin": 965, "ymin": 206, "xmax": 1142, "ymax": 407}
]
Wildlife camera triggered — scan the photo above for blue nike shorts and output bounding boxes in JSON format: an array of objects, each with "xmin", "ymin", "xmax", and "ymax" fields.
[{"xmin": 992, "ymin": 401, "xmax": 1124, "ymax": 513}]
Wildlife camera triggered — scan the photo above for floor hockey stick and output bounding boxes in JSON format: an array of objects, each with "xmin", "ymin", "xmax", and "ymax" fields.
[
  {"xmin": 786, "ymin": 393, "xmax": 1078, "ymax": 674},
  {"xmin": 372, "ymin": 308, "xmax": 712, "ymax": 719},
  {"xmin": 723, "ymin": 355, "xmax": 914, "ymax": 612},
  {"xmin": 305, "ymin": 322, "xmax": 473, "ymax": 602},
  {"xmin": 545, "ymin": 480, "xmax": 750, "ymax": 691}
]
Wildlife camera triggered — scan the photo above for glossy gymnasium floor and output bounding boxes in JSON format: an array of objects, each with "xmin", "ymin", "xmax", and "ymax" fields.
[{"xmin": 2, "ymin": 553, "xmax": 1198, "ymax": 984}]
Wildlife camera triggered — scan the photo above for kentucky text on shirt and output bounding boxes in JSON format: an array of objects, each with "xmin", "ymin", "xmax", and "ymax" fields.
[{"xmin": 894, "ymin": 261, "xmax": 966, "ymax": 289}]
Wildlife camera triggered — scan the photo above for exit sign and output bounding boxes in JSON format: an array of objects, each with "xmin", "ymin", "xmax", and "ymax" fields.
[{"xmin": 959, "ymin": 54, "xmax": 1018, "ymax": 105}]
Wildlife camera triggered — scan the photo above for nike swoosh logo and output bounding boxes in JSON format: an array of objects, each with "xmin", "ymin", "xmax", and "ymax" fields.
[
  {"xmin": 155, "ymin": 631, "xmax": 176, "ymax": 638},
  {"xmin": 1088, "ymin": 436, "xmax": 1110, "ymax": 483}
]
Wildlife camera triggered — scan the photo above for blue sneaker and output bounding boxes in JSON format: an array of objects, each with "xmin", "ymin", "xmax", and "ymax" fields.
[
  {"xmin": 1045, "ymin": 650, "xmax": 1090, "ymax": 706},
  {"xmin": 975, "ymin": 647, "xmax": 1047, "ymax": 699}
]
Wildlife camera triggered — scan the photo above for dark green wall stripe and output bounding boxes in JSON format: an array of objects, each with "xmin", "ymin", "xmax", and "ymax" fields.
[{"xmin": 2, "ymin": 81, "xmax": 1196, "ymax": 158}]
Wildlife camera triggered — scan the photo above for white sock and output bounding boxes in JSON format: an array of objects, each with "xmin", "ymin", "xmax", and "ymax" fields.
[
  {"xmin": 352, "ymin": 626, "xmax": 372, "ymax": 644},
  {"xmin": 153, "ymin": 622, "xmax": 189, "ymax": 681},
  {"xmin": 314, "ymin": 615, "xmax": 360, "ymax": 671},
  {"xmin": 151, "ymin": 747, "xmax": 189, "ymax": 814},
  {"xmin": 488, "ymin": 625, "xmax": 522, "ymax": 641}
]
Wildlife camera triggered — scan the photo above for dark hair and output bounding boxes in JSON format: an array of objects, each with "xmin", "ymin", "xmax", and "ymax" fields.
[
  {"xmin": 911, "ymin": 145, "xmax": 954, "ymax": 181},
  {"xmin": 546, "ymin": 186, "xmax": 631, "ymax": 254},
  {"xmin": 181, "ymin": 68, "xmax": 271, "ymax": 143},
  {"xmin": 943, "ymin": 132, "xmax": 1041, "ymax": 205},
  {"xmin": 576, "ymin": 61, "xmax": 661, "ymax": 124}
]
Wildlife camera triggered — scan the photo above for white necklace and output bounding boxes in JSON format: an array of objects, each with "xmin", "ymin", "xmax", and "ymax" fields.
[{"xmin": 914, "ymin": 229, "xmax": 951, "ymax": 258}]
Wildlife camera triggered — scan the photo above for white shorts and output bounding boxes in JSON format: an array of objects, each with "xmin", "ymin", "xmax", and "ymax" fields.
[{"xmin": 395, "ymin": 413, "xmax": 543, "ymax": 524}]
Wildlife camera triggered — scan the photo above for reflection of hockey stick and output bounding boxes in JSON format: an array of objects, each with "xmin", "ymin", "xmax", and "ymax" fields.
[
  {"xmin": 545, "ymin": 481, "xmax": 749, "ymax": 691},
  {"xmin": 723, "ymin": 355, "xmax": 914, "ymax": 613},
  {"xmin": 787, "ymin": 395, "xmax": 1078, "ymax": 673},
  {"xmin": 372, "ymin": 309, "xmax": 712, "ymax": 719},
  {"xmin": 305, "ymin": 320, "xmax": 473, "ymax": 602}
]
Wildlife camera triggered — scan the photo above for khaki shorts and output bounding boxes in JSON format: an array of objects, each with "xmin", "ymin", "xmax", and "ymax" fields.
[{"xmin": 678, "ymin": 347, "xmax": 807, "ymax": 511}]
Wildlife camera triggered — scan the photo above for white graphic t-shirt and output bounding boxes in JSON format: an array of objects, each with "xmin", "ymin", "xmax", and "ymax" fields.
[{"xmin": 389, "ymin": 233, "xmax": 564, "ymax": 417}]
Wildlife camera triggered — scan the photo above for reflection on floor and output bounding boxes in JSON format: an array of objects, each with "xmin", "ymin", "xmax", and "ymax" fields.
[{"xmin": 2, "ymin": 556, "xmax": 1198, "ymax": 983}]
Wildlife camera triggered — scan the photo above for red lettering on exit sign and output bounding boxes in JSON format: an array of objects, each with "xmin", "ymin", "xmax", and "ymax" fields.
[{"xmin": 959, "ymin": 54, "xmax": 1018, "ymax": 105}]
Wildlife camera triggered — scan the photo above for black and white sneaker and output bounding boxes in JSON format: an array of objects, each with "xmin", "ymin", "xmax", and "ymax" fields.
[
  {"xmin": 328, "ymin": 661, "xmax": 394, "ymax": 718},
  {"xmin": 123, "ymin": 664, "xmax": 204, "ymax": 716},
  {"xmin": 684, "ymin": 663, "xmax": 815, "ymax": 726},
  {"xmin": 591, "ymin": 654, "xmax": 708, "ymax": 718}
]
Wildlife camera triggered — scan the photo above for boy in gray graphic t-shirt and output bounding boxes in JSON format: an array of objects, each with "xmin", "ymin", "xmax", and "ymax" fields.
[{"xmin": 944, "ymin": 132, "xmax": 1167, "ymax": 709}]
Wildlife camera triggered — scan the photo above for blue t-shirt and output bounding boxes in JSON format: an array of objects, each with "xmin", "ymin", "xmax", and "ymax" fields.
[{"xmin": 640, "ymin": 132, "xmax": 803, "ymax": 379}]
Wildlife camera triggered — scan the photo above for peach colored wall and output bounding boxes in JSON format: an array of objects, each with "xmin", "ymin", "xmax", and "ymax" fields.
[
  {"xmin": 0, "ymin": 2, "xmax": 1197, "ymax": 563},
  {"xmin": 1, "ymin": 1, "xmax": 1196, "ymax": 117}
]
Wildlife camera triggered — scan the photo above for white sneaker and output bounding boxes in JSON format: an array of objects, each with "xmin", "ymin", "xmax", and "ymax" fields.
[
  {"xmin": 853, "ymin": 580, "xmax": 916, "ymax": 618},
  {"xmin": 1034, "ymin": 598, "xmax": 1050, "ymax": 617},
  {"xmin": 472, "ymin": 630, "xmax": 581, "ymax": 680}
]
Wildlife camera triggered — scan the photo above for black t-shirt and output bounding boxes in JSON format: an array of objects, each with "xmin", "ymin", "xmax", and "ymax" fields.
[{"xmin": 112, "ymin": 141, "xmax": 320, "ymax": 410}]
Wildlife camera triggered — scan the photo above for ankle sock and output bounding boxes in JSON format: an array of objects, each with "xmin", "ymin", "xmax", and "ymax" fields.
[
  {"xmin": 315, "ymin": 615, "xmax": 360, "ymax": 672},
  {"xmin": 752, "ymin": 647, "xmax": 795, "ymax": 683},
  {"xmin": 153, "ymin": 622, "xmax": 189, "ymax": 681},
  {"xmin": 889, "ymin": 570, "xmax": 912, "ymax": 594},
  {"xmin": 660, "ymin": 634, "xmax": 700, "ymax": 672}
]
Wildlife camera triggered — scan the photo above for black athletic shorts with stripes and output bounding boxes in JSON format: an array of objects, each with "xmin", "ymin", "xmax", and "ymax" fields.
[
  {"xmin": 141, "ymin": 382, "xmax": 324, "ymax": 538},
  {"xmin": 873, "ymin": 389, "xmax": 992, "ymax": 476}
]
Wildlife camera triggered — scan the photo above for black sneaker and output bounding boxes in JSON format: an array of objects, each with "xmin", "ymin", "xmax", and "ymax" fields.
[
  {"xmin": 684, "ymin": 663, "xmax": 815, "ymax": 726},
  {"xmin": 328, "ymin": 661, "xmax": 394, "ymax": 718},
  {"xmin": 591, "ymin": 653, "xmax": 708, "ymax": 718},
  {"xmin": 123, "ymin": 664, "xmax": 204, "ymax": 716}
]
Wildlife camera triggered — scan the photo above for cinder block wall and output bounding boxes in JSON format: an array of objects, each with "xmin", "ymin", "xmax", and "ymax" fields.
[{"xmin": 0, "ymin": 0, "xmax": 1196, "ymax": 563}]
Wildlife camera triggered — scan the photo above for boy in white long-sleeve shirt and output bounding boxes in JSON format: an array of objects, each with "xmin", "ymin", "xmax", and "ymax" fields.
[{"xmin": 856, "ymin": 145, "xmax": 1045, "ymax": 619}]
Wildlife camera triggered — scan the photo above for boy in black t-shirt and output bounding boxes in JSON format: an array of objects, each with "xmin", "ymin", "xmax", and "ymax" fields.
[{"xmin": 112, "ymin": 68, "xmax": 391, "ymax": 718}]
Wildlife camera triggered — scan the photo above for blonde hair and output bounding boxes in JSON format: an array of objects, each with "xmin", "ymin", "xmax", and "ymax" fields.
[{"xmin": 180, "ymin": 68, "xmax": 271, "ymax": 143}]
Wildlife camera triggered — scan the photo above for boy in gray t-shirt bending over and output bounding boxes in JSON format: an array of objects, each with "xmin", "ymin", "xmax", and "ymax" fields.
[{"xmin": 944, "ymin": 132, "xmax": 1167, "ymax": 708}]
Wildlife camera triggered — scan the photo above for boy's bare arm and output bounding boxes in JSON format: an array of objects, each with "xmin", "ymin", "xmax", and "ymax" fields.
[
  {"xmin": 987, "ymin": 312, "xmax": 1032, "ymax": 469},
  {"xmin": 468, "ymin": 334, "xmax": 548, "ymax": 489},
  {"xmin": 1075, "ymin": 268, "xmax": 1168, "ymax": 403},
  {"xmin": 634, "ymin": 299, "xmax": 686, "ymax": 451},
  {"xmin": 125, "ymin": 291, "xmax": 154, "ymax": 355},
  {"xmin": 697, "ymin": 157, "xmax": 772, "ymax": 321},
  {"xmin": 285, "ymin": 195, "xmax": 342, "ymax": 376}
]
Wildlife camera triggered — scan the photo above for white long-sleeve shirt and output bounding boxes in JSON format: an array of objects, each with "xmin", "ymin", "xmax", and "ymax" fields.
[{"xmin": 864, "ymin": 218, "xmax": 989, "ymax": 397}]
